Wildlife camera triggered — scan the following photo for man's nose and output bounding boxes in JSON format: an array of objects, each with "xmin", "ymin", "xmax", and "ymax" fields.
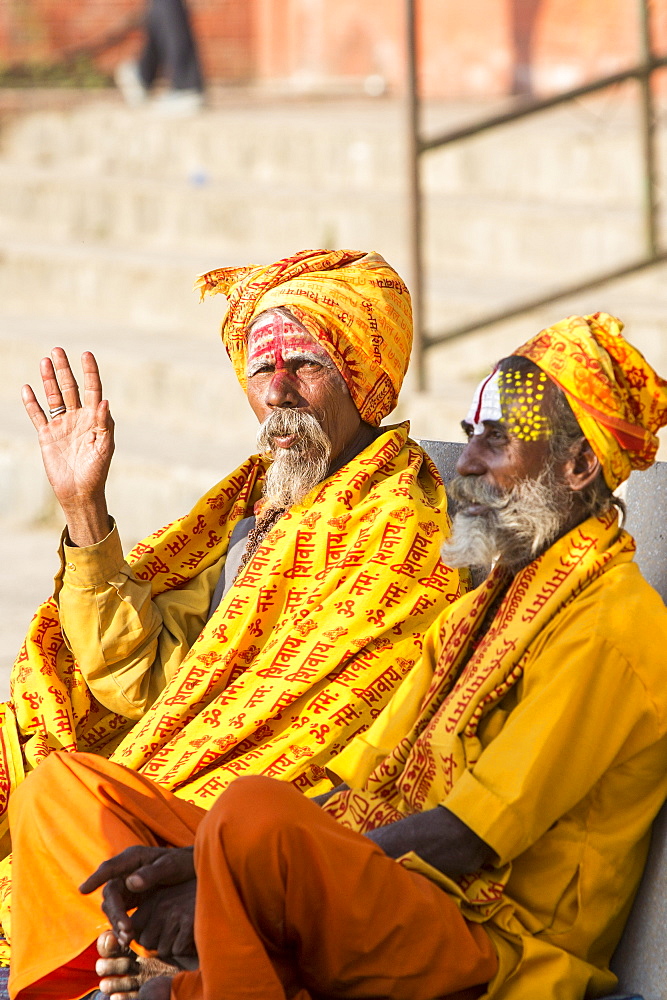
[
  {"xmin": 265, "ymin": 369, "xmax": 302, "ymax": 408},
  {"xmin": 456, "ymin": 437, "xmax": 486, "ymax": 477}
]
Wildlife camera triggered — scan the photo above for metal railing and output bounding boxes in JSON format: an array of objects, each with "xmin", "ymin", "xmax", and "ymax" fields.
[{"xmin": 406, "ymin": 0, "xmax": 667, "ymax": 390}]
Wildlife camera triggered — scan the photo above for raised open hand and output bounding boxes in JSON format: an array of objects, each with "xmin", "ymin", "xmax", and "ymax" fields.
[{"xmin": 22, "ymin": 348, "xmax": 114, "ymax": 545}]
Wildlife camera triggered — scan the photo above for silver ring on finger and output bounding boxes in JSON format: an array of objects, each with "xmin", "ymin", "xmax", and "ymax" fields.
[{"xmin": 49, "ymin": 405, "xmax": 67, "ymax": 418}]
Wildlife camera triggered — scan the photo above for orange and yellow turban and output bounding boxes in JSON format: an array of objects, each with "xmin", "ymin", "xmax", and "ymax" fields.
[
  {"xmin": 195, "ymin": 249, "xmax": 413, "ymax": 426},
  {"xmin": 514, "ymin": 312, "xmax": 667, "ymax": 489}
]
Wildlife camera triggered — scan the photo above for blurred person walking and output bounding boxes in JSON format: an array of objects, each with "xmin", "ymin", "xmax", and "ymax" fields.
[{"xmin": 116, "ymin": 0, "xmax": 204, "ymax": 113}]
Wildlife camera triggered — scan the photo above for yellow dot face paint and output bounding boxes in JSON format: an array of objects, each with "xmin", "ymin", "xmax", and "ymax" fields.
[{"xmin": 498, "ymin": 368, "xmax": 551, "ymax": 442}]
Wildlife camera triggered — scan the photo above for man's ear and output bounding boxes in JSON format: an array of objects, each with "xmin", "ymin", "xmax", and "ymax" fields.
[{"xmin": 562, "ymin": 437, "xmax": 601, "ymax": 492}]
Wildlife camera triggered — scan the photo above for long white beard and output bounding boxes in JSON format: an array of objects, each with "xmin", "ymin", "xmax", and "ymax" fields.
[
  {"xmin": 442, "ymin": 469, "xmax": 574, "ymax": 574},
  {"xmin": 256, "ymin": 409, "xmax": 332, "ymax": 509}
]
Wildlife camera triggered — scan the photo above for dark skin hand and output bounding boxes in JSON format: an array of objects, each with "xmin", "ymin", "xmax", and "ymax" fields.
[
  {"xmin": 315, "ymin": 783, "xmax": 493, "ymax": 876},
  {"xmin": 80, "ymin": 845, "xmax": 197, "ymax": 964},
  {"xmin": 365, "ymin": 806, "xmax": 493, "ymax": 875}
]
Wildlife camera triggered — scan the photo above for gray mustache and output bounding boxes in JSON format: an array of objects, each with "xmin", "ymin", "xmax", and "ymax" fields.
[
  {"xmin": 261, "ymin": 409, "xmax": 319, "ymax": 436},
  {"xmin": 256, "ymin": 409, "xmax": 327, "ymax": 453},
  {"xmin": 447, "ymin": 475, "xmax": 510, "ymax": 511}
]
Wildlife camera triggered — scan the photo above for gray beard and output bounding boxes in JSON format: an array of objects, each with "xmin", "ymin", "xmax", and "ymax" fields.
[
  {"xmin": 256, "ymin": 409, "xmax": 332, "ymax": 510},
  {"xmin": 442, "ymin": 469, "xmax": 575, "ymax": 575}
]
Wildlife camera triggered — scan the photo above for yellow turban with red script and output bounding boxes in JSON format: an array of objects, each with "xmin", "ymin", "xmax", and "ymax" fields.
[
  {"xmin": 195, "ymin": 249, "xmax": 413, "ymax": 426},
  {"xmin": 514, "ymin": 312, "xmax": 667, "ymax": 488}
]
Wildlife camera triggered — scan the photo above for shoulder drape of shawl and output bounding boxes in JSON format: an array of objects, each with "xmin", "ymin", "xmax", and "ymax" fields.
[
  {"xmin": 110, "ymin": 424, "xmax": 459, "ymax": 799},
  {"xmin": 324, "ymin": 509, "xmax": 635, "ymax": 920}
]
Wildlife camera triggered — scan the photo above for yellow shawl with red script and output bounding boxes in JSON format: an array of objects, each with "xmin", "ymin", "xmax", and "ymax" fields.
[
  {"xmin": 325, "ymin": 509, "xmax": 634, "ymax": 918},
  {"xmin": 0, "ymin": 424, "xmax": 461, "ymax": 952}
]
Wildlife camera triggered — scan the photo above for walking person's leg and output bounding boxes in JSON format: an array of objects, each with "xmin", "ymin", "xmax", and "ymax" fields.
[
  {"xmin": 137, "ymin": 0, "xmax": 162, "ymax": 90},
  {"xmin": 153, "ymin": 0, "xmax": 204, "ymax": 93}
]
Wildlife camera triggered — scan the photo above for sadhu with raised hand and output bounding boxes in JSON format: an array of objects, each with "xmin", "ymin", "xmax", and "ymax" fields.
[
  {"xmin": 7, "ymin": 313, "xmax": 667, "ymax": 1000},
  {"xmin": 0, "ymin": 250, "xmax": 463, "ymax": 956}
]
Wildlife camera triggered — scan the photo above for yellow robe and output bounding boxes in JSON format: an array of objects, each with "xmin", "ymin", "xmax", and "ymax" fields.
[
  {"xmin": 0, "ymin": 423, "xmax": 461, "ymax": 955},
  {"xmin": 327, "ymin": 511, "xmax": 667, "ymax": 1000}
]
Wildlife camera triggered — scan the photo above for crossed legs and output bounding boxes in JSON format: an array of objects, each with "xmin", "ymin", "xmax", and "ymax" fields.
[{"xmin": 9, "ymin": 753, "xmax": 497, "ymax": 1000}]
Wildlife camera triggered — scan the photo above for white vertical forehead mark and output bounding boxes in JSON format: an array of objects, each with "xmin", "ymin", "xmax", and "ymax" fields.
[{"xmin": 465, "ymin": 369, "xmax": 502, "ymax": 435}]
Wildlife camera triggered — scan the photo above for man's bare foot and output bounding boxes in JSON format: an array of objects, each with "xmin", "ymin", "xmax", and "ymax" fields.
[
  {"xmin": 96, "ymin": 930, "xmax": 177, "ymax": 1000},
  {"xmin": 96, "ymin": 929, "xmax": 140, "ymax": 999}
]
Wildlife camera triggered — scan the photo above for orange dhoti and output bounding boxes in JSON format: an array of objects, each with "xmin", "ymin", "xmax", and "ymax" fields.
[{"xmin": 8, "ymin": 753, "xmax": 497, "ymax": 1000}]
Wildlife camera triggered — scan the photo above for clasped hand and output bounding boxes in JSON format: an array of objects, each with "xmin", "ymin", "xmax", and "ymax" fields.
[{"xmin": 80, "ymin": 845, "xmax": 198, "ymax": 966}]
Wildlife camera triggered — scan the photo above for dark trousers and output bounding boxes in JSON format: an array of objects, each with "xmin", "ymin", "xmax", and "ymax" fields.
[{"xmin": 138, "ymin": 0, "xmax": 204, "ymax": 92}]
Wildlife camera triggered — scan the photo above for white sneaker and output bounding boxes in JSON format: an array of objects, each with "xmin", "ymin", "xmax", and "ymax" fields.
[
  {"xmin": 114, "ymin": 61, "xmax": 149, "ymax": 106},
  {"xmin": 153, "ymin": 89, "xmax": 205, "ymax": 116}
]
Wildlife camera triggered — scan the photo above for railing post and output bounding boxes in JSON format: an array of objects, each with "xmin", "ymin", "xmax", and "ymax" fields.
[
  {"xmin": 405, "ymin": 0, "xmax": 426, "ymax": 391},
  {"xmin": 638, "ymin": 0, "xmax": 659, "ymax": 258}
]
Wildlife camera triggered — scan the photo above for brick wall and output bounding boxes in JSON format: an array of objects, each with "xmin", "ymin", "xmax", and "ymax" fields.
[
  {"xmin": 252, "ymin": 0, "xmax": 667, "ymax": 97},
  {"xmin": 1, "ymin": 0, "xmax": 666, "ymax": 96},
  {"xmin": 0, "ymin": 0, "xmax": 144, "ymax": 67},
  {"xmin": 0, "ymin": 0, "xmax": 254, "ymax": 82}
]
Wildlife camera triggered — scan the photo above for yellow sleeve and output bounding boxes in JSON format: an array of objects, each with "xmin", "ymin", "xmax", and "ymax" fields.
[
  {"xmin": 330, "ymin": 607, "xmax": 448, "ymax": 787},
  {"xmin": 58, "ymin": 523, "xmax": 224, "ymax": 720},
  {"xmin": 444, "ymin": 613, "xmax": 662, "ymax": 866}
]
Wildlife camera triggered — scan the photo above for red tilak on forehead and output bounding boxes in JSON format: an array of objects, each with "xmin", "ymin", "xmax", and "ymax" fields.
[{"xmin": 247, "ymin": 312, "xmax": 326, "ymax": 364}]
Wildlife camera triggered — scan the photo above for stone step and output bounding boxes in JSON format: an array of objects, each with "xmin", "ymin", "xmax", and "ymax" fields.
[
  {"xmin": 0, "ymin": 166, "xmax": 405, "ymax": 266},
  {"xmin": 1, "ymin": 101, "xmax": 403, "ymax": 192},
  {"xmin": 0, "ymin": 165, "xmax": 646, "ymax": 283},
  {"xmin": 421, "ymin": 110, "xmax": 658, "ymax": 206},
  {"xmin": 422, "ymin": 259, "xmax": 667, "ymax": 383},
  {"xmin": 422, "ymin": 198, "xmax": 644, "ymax": 284},
  {"xmin": 0, "ymin": 220, "xmax": 655, "ymax": 344},
  {"xmin": 0, "ymin": 239, "xmax": 227, "ymax": 334},
  {"xmin": 2, "ymin": 97, "xmax": 661, "ymax": 207}
]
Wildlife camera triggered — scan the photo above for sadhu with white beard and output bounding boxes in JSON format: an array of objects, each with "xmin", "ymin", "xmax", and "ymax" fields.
[
  {"xmin": 8, "ymin": 313, "xmax": 667, "ymax": 1000},
  {"xmin": 0, "ymin": 249, "xmax": 462, "ymax": 958}
]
